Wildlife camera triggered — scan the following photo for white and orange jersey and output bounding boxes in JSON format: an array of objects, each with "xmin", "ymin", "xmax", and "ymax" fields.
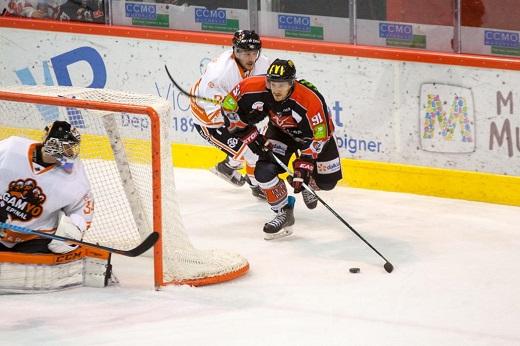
[
  {"xmin": 190, "ymin": 49, "xmax": 271, "ymax": 128},
  {"xmin": 0, "ymin": 136, "xmax": 94, "ymax": 247}
]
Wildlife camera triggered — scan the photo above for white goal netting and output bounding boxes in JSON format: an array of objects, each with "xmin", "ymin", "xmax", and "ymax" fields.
[{"xmin": 0, "ymin": 85, "xmax": 249, "ymax": 287}]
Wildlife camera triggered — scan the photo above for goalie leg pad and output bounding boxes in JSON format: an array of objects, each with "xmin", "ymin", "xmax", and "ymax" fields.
[
  {"xmin": 83, "ymin": 248, "xmax": 114, "ymax": 288},
  {"xmin": 0, "ymin": 247, "xmax": 114, "ymax": 293}
]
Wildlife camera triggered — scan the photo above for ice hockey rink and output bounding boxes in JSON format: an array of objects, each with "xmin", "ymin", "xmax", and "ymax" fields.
[{"xmin": 2, "ymin": 167, "xmax": 520, "ymax": 346}]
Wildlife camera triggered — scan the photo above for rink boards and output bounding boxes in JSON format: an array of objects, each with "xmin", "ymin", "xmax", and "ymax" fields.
[{"xmin": 1, "ymin": 17, "xmax": 519, "ymax": 206}]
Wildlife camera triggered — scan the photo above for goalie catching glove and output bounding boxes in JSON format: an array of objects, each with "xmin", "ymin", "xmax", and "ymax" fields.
[
  {"xmin": 47, "ymin": 214, "xmax": 87, "ymax": 254},
  {"xmin": 291, "ymin": 157, "xmax": 315, "ymax": 193}
]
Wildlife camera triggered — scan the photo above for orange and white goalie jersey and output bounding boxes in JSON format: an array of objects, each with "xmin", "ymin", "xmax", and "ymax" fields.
[
  {"xmin": 0, "ymin": 136, "xmax": 94, "ymax": 247},
  {"xmin": 190, "ymin": 50, "xmax": 271, "ymax": 128}
]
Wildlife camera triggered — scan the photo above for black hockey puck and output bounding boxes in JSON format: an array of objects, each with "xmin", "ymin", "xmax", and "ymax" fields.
[{"xmin": 349, "ymin": 267, "xmax": 360, "ymax": 274}]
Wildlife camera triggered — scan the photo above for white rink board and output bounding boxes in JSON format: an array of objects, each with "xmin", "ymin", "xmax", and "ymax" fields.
[{"xmin": 0, "ymin": 27, "xmax": 519, "ymax": 176}]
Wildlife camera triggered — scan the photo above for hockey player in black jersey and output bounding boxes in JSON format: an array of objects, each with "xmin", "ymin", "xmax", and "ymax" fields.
[{"xmin": 222, "ymin": 59, "xmax": 342, "ymax": 239}]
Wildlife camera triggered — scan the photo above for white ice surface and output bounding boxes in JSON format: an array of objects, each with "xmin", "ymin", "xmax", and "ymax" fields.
[{"xmin": 2, "ymin": 168, "xmax": 520, "ymax": 346}]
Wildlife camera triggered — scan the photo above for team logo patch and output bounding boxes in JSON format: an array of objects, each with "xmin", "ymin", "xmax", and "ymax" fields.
[
  {"xmin": 227, "ymin": 137, "xmax": 239, "ymax": 148},
  {"xmin": 1, "ymin": 178, "xmax": 46, "ymax": 221},
  {"xmin": 270, "ymin": 140, "xmax": 287, "ymax": 156},
  {"xmin": 252, "ymin": 101, "xmax": 264, "ymax": 111},
  {"xmin": 312, "ymin": 141, "xmax": 323, "ymax": 153},
  {"xmin": 222, "ymin": 94, "xmax": 238, "ymax": 112},
  {"xmin": 316, "ymin": 158, "xmax": 341, "ymax": 174},
  {"xmin": 313, "ymin": 124, "xmax": 327, "ymax": 139},
  {"xmin": 270, "ymin": 113, "xmax": 297, "ymax": 128}
]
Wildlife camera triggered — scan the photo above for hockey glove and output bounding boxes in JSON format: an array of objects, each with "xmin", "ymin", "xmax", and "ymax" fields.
[
  {"xmin": 246, "ymin": 109, "xmax": 267, "ymax": 124},
  {"xmin": 291, "ymin": 157, "xmax": 315, "ymax": 193},
  {"xmin": 48, "ymin": 214, "xmax": 86, "ymax": 254},
  {"xmin": 222, "ymin": 109, "xmax": 248, "ymax": 134},
  {"xmin": 240, "ymin": 126, "xmax": 270, "ymax": 156}
]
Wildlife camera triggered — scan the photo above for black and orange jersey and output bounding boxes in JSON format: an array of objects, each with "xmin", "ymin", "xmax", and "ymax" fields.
[{"xmin": 226, "ymin": 75, "xmax": 335, "ymax": 159}]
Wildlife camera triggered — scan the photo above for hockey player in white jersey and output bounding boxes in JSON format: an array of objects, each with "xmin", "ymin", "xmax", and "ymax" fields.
[
  {"xmin": 0, "ymin": 120, "xmax": 94, "ymax": 254},
  {"xmin": 190, "ymin": 30, "xmax": 271, "ymax": 199}
]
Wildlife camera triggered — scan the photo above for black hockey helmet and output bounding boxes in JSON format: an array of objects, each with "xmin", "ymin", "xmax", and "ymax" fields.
[
  {"xmin": 232, "ymin": 30, "xmax": 262, "ymax": 51},
  {"xmin": 42, "ymin": 120, "xmax": 81, "ymax": 161},
  {"xmin": 266, "ymin": 59, "xmax": 296, "ymax": 82}
]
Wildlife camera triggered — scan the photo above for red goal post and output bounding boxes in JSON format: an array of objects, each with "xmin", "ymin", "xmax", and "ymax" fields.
[{"xmin": 0, "ymin": 86, "xmax": 249, "ymax": 288}]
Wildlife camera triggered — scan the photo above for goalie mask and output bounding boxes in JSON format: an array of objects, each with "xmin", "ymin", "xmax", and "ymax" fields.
[{"xmin": 42, "ymin": 121, "xmax": 81, "ymax": 172}]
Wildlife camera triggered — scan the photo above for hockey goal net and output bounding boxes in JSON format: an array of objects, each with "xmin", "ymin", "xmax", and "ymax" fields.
[{"xmin": 0, "ymin": 85, "xmax": 249, "ymax": 288}]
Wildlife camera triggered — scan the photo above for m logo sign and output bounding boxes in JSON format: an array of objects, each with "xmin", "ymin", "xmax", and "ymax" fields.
[{"xmin": 420, "ymin": 83, "xmax": 475, "ymax": 153}]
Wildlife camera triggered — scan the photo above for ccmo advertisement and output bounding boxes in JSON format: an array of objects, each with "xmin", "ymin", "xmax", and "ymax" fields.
[{"xmin": 0, "ymin": 27, "xmax": 519, "ymax": 176}]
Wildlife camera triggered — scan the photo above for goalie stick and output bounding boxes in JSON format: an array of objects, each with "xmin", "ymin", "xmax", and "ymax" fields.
[
  {"xmin": 268, "ymin": 152, "xmax": 394, "ymax": 273},
  {"xmin": 0, "ymin": 222, "xmax": 159, "ymax": 257}
]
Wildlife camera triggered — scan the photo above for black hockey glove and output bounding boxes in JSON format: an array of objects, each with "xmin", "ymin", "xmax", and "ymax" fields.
[
  {"xmin": 222, "ymin": 109, "xmax": 248, "ymax": 134},
  {"xmin": 239, "ymin": 126, "xmax": 270, "ymax": 155},
  {"xmin": 291, "ymin": 157, "xmax": 315, "ymax": 193},
  {"xmin": 246, "ymin": 109, "xmax": 267, "ymax": 124}
]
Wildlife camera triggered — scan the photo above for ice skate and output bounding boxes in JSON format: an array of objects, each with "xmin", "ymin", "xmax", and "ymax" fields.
[
  {"xmin": 210, "ymin": 157, "xmax": 246, "ymax": 187},
  {"xmin": 263, "ymin": 196, "xmax": 295, "ymax": 240},
  {"xmin": 250, "ymin": 185, "xmax": 266, "ymax": 200},
  {"xmin": 245, "ymin": 175, "xmax": 266, "ymax": 200}
]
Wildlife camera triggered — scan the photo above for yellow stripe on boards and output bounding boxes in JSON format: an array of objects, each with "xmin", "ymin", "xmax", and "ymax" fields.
[
  {"xmin": 3, "ymin": 127, "xmax": 515, "ymax": 207},
  {"xmin": 1, "ymin": 128, "xmax": 42, "ymax": 140},
  {"xmin": 171, "ymin": 143, "xmax": 225, "ymax": 169},
  {"xmin": 340, "ymin": 159, "xmax": 520, "ymax": 207}
]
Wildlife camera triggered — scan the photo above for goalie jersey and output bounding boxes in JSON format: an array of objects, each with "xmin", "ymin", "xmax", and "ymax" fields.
[
  {"xmin": 190, "ymin": 49, "xmax": 271, "ymax": 128},
  {"xmin": 0, "ymin": 136, "xmax": 94, "ymax": 247}
]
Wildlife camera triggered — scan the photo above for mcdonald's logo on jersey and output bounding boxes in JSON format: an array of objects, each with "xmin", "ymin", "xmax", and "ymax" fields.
[{"xmin": 419, "ymin": 83, "xmax": 475, "ymax": 153}]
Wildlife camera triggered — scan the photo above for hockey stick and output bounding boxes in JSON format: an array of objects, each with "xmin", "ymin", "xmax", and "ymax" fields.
[
  {"xmin": 164, "ymin": 65, "xmax": 225, "ymax": 107},
  {"xmin": 0, "ymin": 222, "xmax": 159, "ymax": 257},
  {"xmin": 268, "ymin": 152, "xmax": 394, "ymax": 273}
]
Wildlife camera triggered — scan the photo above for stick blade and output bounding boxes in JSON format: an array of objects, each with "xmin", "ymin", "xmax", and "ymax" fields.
[{"xmin": 118, "ymin": 232, "xmax": 159, "ymax": 257}]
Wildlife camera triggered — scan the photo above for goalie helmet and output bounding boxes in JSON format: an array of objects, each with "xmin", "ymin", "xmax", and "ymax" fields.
[
  {"xmin": 266, "ymin": 59, "xmax": 296, "ymax": 83},
  {"xmin": 232, "ymin": 30, "xmax": 262, "ymax": 51},
  {"xmin": 42, "ymin": 120, "xmax": 81, "ymax": 172}
]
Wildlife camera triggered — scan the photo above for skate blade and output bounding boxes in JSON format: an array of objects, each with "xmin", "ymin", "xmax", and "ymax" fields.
[
  {"xmin": 209, "ymin": 167, "xmax": 246, "ymax": 187},
  {"xmin": 264, "ymin": 227, "xmax": 293, "ymax": 240}
]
